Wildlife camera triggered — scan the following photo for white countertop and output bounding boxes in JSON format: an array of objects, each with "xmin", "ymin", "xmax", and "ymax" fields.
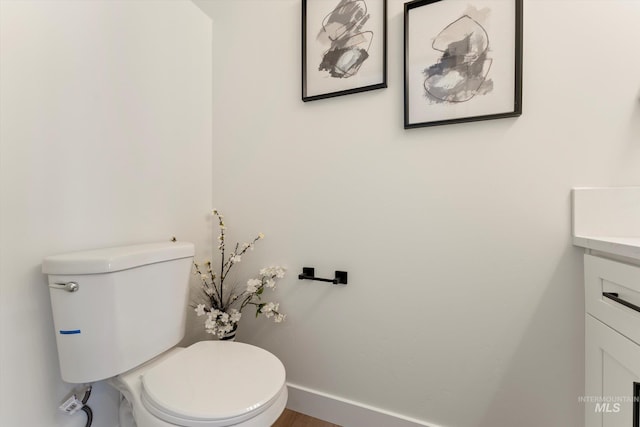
[
  {"xmin": 572, "ymin": 187, "xmax": 640, "ymax": 261},
  {"xmin": 573, "ymin": 235, "xmax": 640, "ymax": 261}
]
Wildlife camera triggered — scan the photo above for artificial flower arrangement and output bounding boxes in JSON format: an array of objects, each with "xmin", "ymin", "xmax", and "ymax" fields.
[{"xmin": 193, "ymin": 209, "xmax": 286, "ymax": 339}]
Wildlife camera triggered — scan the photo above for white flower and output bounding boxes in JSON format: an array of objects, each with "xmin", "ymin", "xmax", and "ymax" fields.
[
  {"xmin": 195, "ymin": 304, "xmax": 206, "ymax": 316},
  {"xmin": 263, "ymin": 302, "xmax": 276, "ymax": 313},
  {"xmin": 259, "ymin": 266, "xmax": 286, "ymax": 279},
  {"xmin": 229, "ymin": 309, "xmax": 241, "ymax": 323},
  {"xmin": 204, "ymin": 316, "xmax": 216, "ymax": 330},
  {"xmin": 258, "ymin": 233, "xmax": 265, "ymax": 239},
  {"xmin": 230, "ymin": 254, "xmax": 241, "ymax": 263},
  {"xmin": 246, "ymin": 279, "xmax": 261, "ymax": 293},
  {"xmin": 274, "ymin": 313, "xmax": 286, "ymax": 323},
  {"xmin": 262, "ymin": 302, "xmax": 278, "ymax": 318},
  {"xmin": 220, "ymin": 312, "xmax": 229, "ymax": 323},
  {"xmin": 265, "ymin": 279, "xmax": 276, "ymax": 288}
]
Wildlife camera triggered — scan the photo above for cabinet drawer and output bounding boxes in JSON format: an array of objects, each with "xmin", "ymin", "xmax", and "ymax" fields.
[{"xmin": 585, "ymin": 254, "xmax": 640, "ymax": 345}]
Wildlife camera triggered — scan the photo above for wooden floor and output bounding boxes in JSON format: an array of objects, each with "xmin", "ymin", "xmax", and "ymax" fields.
[{"xmin": 272, "ymin": 409, "xmax": 341, "ymax": 427}]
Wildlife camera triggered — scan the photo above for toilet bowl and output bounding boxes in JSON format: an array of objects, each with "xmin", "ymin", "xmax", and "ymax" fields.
[
  {"xmin": 110, "ymin": 341, "xmax": 288, "ymax": 427},
  {"xmin": 42, "ymin": 242, "xmax": 288, "ymax": 427}
]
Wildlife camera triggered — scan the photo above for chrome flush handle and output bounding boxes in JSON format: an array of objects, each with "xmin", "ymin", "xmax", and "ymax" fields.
[{"xmin": 49, "ymin": 282, "xmax": 79, "ymax": 292}]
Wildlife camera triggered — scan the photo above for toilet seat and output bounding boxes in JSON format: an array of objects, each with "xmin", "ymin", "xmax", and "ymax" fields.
[{"xmin": 139, "ymin": 341, "xmax": 286, "ymax": 427}]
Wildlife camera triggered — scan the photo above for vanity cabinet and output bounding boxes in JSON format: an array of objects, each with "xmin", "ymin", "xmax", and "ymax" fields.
[
  {"xmin": 573, "ymin": 187, "xmax": 640, "ymax": 427},
  {"xmin": 585, "ymin": 256, "xmax": 640, "ymax": 427}
]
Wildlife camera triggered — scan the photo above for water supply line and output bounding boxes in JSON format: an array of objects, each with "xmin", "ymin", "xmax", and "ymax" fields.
[
  {"xmin": 59, "ymin": 384, "xmax": 93, "ymax": 426},
  {"xmin": 80, "ymin": 385, "xmax": 93, "ymax": 427}
]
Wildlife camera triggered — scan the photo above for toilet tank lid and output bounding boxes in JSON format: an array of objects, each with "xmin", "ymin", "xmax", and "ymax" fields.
[{"xmin": 42, "ymin": 242, "xmax": 194, "ymax": 275}]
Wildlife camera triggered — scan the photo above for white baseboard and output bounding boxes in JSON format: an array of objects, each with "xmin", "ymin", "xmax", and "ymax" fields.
[{"xmin": 285, "ymin": 383, "xmax": 445, "ymax": 427}]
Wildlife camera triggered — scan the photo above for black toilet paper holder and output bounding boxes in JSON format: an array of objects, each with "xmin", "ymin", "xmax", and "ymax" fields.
[{"xmin": 298, "ymin": 267, "xmax": 347, "ymax": 285}]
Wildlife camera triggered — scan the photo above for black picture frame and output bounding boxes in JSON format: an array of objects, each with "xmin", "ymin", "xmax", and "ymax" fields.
[
  {"xmin": 404, "ymin": 0, "xmax": 523, "ymax": 128},
  {"xmin": 302, "ymin": 0, "xmax": 387, "ymax": 102}
]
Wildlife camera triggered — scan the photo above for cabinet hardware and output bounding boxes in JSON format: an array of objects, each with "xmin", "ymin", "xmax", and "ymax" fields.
[{"xmin": 602, "ymin": 292, "xmax": 640, "ymax": 314}]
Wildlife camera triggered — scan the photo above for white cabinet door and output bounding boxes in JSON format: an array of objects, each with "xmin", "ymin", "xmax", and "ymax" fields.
[{"xmin": 586, "ymin": 315, "xmax": 640, "ymax": 427}]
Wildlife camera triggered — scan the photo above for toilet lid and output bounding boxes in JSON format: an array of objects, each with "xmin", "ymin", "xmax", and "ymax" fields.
[{"xmin": 141, "ymin": 341, "xmax": 286, "ymax": 426}]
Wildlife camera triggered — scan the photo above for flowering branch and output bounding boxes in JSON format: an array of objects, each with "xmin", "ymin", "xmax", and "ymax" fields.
[{"xmin": 193, "ymin": 209, "xmax": 285, "ymax": 338}]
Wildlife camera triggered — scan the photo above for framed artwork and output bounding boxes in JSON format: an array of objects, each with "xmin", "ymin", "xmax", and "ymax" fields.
[
  {"xmin": 302, "ymin": 0, "xmax": 387, "ymax": 102},
  {"xmin": 404, "ymin": 0, "xmax": 523, "ymax": 128}
]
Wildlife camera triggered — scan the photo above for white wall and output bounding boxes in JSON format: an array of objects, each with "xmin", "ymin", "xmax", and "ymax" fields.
[
  {"xmin": 202, "ymin": 1, "xmax": 640, "ymax": 426},
  {"xmin": 0, "ymin": 1, "xmax": 212, "ymax": 426},
  {"xmin": 2, "ymin": 1, "xmax": 639, "ymax": 426}
]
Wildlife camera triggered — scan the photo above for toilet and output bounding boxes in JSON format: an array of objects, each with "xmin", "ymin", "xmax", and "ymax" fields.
[{"xmin": 42, "ymin": 241, "xmax": 287, "ymax": 427}]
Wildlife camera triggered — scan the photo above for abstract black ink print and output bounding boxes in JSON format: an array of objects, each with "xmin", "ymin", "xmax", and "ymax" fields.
[
  {"xmin": 423, "ymin": 14, "xmax": 493, "ymax": 103},
  {"xmin": 317, "ymin": 0, "xmax": 373, "ymax": 78}
]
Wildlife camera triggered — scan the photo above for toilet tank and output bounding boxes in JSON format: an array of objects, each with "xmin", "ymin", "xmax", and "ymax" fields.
[{"xmin": 42, "ymin": 241, "xmax": 194, "ymax": 383}]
